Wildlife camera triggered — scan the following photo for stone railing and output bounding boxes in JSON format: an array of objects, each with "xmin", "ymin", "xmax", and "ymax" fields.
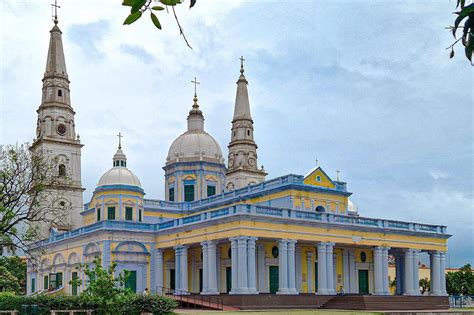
[{"xmin": 37, "ymin": 204, "xmax": 447, "ymax": 247}]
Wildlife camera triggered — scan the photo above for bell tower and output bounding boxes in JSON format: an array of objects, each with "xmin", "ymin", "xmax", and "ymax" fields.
[{"xmin": 29, "ymin": 11, "xmax": 84, "ymax": 236}]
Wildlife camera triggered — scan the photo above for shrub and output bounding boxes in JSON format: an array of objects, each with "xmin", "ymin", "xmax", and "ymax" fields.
[{"xmin": 120, "ymin": 295, "xmax": 178, "ymax": 315}]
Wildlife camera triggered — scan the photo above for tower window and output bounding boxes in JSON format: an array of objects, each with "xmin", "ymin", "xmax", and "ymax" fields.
[
  {"xmin": 58, "ymin": 164, "xmax": 66, "ymax": 176},
  {"xmin": 247, "ymin": 130, "xmax": 250, "ymax": 136},
  {"xmin": 58, "ymin": 89, "xmax": 62, "ymax": 97},
  {"xmin": 316, "ymin": 205, "xmax": 325, "ymax": 212},
  {"xmin": 125, "ymin": 207, "xmax": 133, "ymax": 220},
  {"xmin": 96, "ymin": 208, "xmax": 101, "ymax": 221},
  {"xmin": 207, "ymin": 185, "xmax": 216, "ymax": 197},
  {"xmin": 138, "ymin": 209, "xmax": 142, "ymax": 222},
  {"xmin": 184, "ymin": 185, "xmax": 195, "ymax": 202},
  {"xmin": 169, "ymin": 187, "xmax": 175, "ymax": 202},
  {"xmin": 107, "ymin": 206, "xmax": 116, "ymax": 220}
]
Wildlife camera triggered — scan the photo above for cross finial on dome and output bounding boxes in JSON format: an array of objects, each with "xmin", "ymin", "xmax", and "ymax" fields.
[
  {"xmin": 315, "ymin": 158, "xmax": 319, "ymax": 167},
  {"xmin": 117, "ymin": 132, "xmax": 123, "ymax": 149},
  {"xmin": 239, "ymin": 56, "xmax": 245, "ymax": 74},
  {"xmin": 336, "ymin": 169, "xmax": 340, "ymax": 181},
  {"xmin": 51, "ymin": 0, "xmax": 60, "ymax": 24},
  {"xmin": 191, "ymin": 76, "xmax": 200, "ymax": 109}
]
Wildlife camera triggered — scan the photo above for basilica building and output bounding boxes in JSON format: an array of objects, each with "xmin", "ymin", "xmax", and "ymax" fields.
[{"xmin": 26, "ymin": 18, "xmax": 450, "ymax": 302}]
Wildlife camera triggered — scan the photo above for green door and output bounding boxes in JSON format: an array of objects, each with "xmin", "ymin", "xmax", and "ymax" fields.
[
  {"xmin": 315, "ymin": 262, "xmax": 318, "ymax": 292},
  {"xmin": 125, "ymin": 270, "xmax": 137, "ymax": 293},
  {"xmin": 170, "ymin": 269, "xmax": 175, "ymax": 290},
  {"xmin": 358, "ymin": 269, "xmax": 369, "ymax": 294},
  {"xmin": 226, "ymin": 267, "xmax": 232, "ymax": 293},
  {"xmin": 71, "ymin": 272, "xmax": 78, "ymax": 296},
  {"xmin": 269, "ymin": 266, "xmax": 279, "ymax": 294},
  {"xmin": 199, "ymin": 269, "xmax": 203, "ymax": 292}
]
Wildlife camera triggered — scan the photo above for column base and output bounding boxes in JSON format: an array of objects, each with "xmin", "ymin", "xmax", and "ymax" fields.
[
  {"xmin": 286, "ymin": 289, "xmax": 299, "ymax": 295},
  {"xmin": 403, "ymin": 291, "xmax": 420, "ymax": 296},
  {"xmin": 201, "ymin": 290, "xmax": 219, "ymax": 295},
  {"xmin": 247, "ymin": 289, "xmax": 259, "ymax": 294},
  {"xmin": 277, "ymin": 289, "xmax": 292, "ymax": 295},
  {"xmin": 229, "ymin": 289, "xmax": 249, "ymax": 295}
]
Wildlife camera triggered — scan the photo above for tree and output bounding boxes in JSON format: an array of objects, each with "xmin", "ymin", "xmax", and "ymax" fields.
[
  {"xmin": 419, "ymin": 278, "xmax": 430, "ymax": 295},
  {"xmin": 0, "ymin": 143, "xmax": 70, "ymax": 257},
  {"xmin": 122, "ymin": 0, "xmax": 197, "ymax": 48},
  {"xmin": 449, "ymin": 0, "xmax": 474, "ymax": 63},
  {"xmin": 69, "ymin": 256, "xmax": 131, "ymax": 314},
  {"xmin": 446, "ymin": 264, "xmax": 474, "ymax": 295},
  {"xmin": 0, "ymin": 256, "xmax": 26, "ymax": 294},
  {"xmin": 0, "ymin": 266, "xmax": 21, "ymax": 293}
]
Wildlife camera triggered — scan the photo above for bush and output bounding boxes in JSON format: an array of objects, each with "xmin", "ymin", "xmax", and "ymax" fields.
[{"xmin": 0, "ymin": 292, "xmax": 177, "ymax": 315}]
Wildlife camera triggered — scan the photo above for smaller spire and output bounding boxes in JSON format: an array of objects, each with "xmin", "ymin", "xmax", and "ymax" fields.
[
  {"xmin": 113, "ymin": 133, "xmax": 127, "ymax": 167},
  {"xmin": 239, "ymin": 56, "xmax": 245, "ymax": 75},
  {"xmin": 191, "ymin": 76, "xmax": 200, "ymax": 110},
  {"xmin": 51, "ymin": 0, "xmax": 60, "ymax": 25}
]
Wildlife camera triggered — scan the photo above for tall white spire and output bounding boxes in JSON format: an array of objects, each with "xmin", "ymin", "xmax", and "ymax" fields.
[
  {"xmin": 29, "ymin": 14, "xmax": 84, "ymax": 237},
  {"xmin": 225, "ymin": 56, "xmax": 266, "ymax": 191}
]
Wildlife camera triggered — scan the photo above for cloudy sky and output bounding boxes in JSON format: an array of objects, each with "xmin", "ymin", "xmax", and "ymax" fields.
[{"xmin": 1, "ymin": 0, "xmax": 472, "ymax": 266}]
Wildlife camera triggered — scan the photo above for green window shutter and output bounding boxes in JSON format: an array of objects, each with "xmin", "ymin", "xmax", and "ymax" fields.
[
  {"xmin": 56, "ymin": 272, "xmax": 63, "ymax": 288},
  {"xmin": 207, "ymin": 185, "xmax": 216, "ymax": 197},
  {"xmin": 169, "ymin": 187, "xmax": 175, "ymax": 201},
  {"xmin": 184, "ymin": 185, "xmax": 195, "ymax": 202},
  {"xmin": 31, "ymin": 278, "xmax": 36, "ymax": 293},
  {"xmin": 96, "ymin": 208, "xmax": 101, "ymax": 221},
  {"xmin": 107, "ymin": 206, "xmax": 116, "ymax": 220},
  {"xmin": 125, "ymin": 207, "xmax": 133, "ymax": 220},
  {"xmin": 44, "ymin": 275, "xmax": 49, "ymax": 290}
]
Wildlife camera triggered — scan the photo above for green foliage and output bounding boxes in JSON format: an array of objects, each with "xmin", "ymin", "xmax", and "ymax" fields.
[
  {"xmin": 0, "ymin": 266, "xmax": 21, "ymax": 294},
  {"xmin": 0, "ymin": 292, "xmax": 176, "ymax": 314},
  {"xmin": 419, "ymin": 277, "xmax": 430, "ymax": 294},
  {"xmin": 0, "ymin": 256, "xmax": 26, "ymax": 294},
  {"xmin": 450, "ymin": 1, "xmax": 474, "ymax": 63},
  {"xmin": 446, "ymin": 264, "xmax": 474, "ymax": 295}
]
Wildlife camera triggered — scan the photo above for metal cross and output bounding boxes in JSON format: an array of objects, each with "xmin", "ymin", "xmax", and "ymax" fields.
[
  {"xmin": 336, "ymin": 169, "xmax": 340, "ymax": 181},
  {"xmin": 51, "ymin": 0, "xmax": 60, "ymax": 22},
  {"xmin": 315, "ymin": 158, "xmax": 319, "ymax": 167},
  {"xmin": 239, "ymin": 56, "xmax": 245, "ymax": 69},
  {"xmin": 117, "ymin": 132, "xmax": 123, "ymax": 149},
  {"xmin": 191, "ymin": 77, "xmax": 200, "ymax": 96}
]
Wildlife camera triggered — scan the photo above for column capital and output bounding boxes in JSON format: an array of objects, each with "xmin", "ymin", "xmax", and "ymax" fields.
[
  {"xmin": 326, "ymin": 242, "xmax": 335, "ymax": 248},
  {"xmin": 248, "ymin": 236, "xmax": 258, "ymax": 243},
  {"xmin": 287, "ymin": 239, "xmax": 297, "ymax": 245},
  {"xmin": 200, "ymin": 241, "xmax": 208, "ymax": 247},
  {"xmin": 278, "ymin": 239, "xmax": 289, "ymax": 248}
]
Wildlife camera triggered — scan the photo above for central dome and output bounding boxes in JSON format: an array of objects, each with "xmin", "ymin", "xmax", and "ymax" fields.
[
  {"xmin": 167, "ymin": 130, "xmax": 223, "ymax": 163},
  {"xmin": 97, "ymin": 146, "xmax": 142, "ymax": 188}
]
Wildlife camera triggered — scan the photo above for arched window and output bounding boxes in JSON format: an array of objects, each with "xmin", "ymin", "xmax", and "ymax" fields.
[
  {"xmin": 316, "ymin": 205, "xmax": 325, "ymax": 212},
  {"xmin": 247, "ymin": 130, "xmax": 250, "ymax": 136},
  {"xmin": 58, "ymin": 89, "xmax": 62, "ymax": 97},
  {"xmin": 58, "ymin": 164, "xmax": 66, "ymax": 176}
]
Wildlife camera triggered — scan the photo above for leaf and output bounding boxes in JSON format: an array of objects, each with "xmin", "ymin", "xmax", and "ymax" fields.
[
  {"xmin": 160, "ymin": 0, "xmax": 179, "ymax": 6},
  {"xmin": 453, "ymin": 4, "xmax": 474, "ymax": 37},
  {"xmin": 123, "ymin": 11, "xmax": 142, "ymax": 25},
  {"xmin": 122, "ymin": 0, "xmax": 145, "ymax": 6},
  {"xmin": 152, "ymin": 6, "xmax": 165, "ymax": 10},
  {"xmin": 450, "ymin": 48, "xmax": 455, "ymax": 59},
  {"xmin": 150, "ymin": 12, "xmax": 162, "ymax": 29},
  {"xmin": 465, "ymin": 33, "xmax": 473, "ymax": 62},
  {"xmin": 190, "ymin": 0, "xmax": 197, "ymax": 8}
]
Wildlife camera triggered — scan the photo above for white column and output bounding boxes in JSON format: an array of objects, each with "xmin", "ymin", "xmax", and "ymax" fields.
[
  {"xmin": 216, "ymin": 244, "xmax": 221, "ymax": 293},
  {"xmin": 200, "ymin": 241, "xmax": 208, "ymax": 294},
  {"xmin": 277, "ymin": 239, "xmax": 289, "ymax": 294},
  {"xmin": 229, "ymin": 237, "xmax": 239, "ymax": 294},
  {"xmin": 306, "ymin": 252, "xmax": 313, "ymax": 293},
  {"xmin": 382, "ymin": 246, "xmax": 390, "ymax": 295},
  {"xmin": 296, "ymin": 245, "xmax": 302, "ymax": 292},
  {"xmin": 156, "ymin": 249, "xmax": 164, "ymax": 294},
  {"xmin": 430, "ymin": 251, "xmax": 441, "ymax": 296},
  {"xmin": 373, "ymin": 246, "xmax": 384, "ymax": 295},
  {"xmin": 237, "ymin": 236, "xmax": 249, "ymax": 293},
  {"xmin": 403, "ymin": 249, "xmax": 415, "ymax": 295},
  {"xmin": 207, "ymin": 240, "xmax": 219, "ymax": 294},
  {"xmin": 287, "ymin": 240, "xmax": 298, "ymax": 294},
  {"xmin": 439, "ymin": 251, "xmax": 447, "ymax": 295},
  {"xmin": 257, "ymin": 243, "xmax": 266, "ymax": 293},
  {"xmin": 333, "ymin": 253, "xmax": 337, "ymax": 292},
  {"xmin": 342, "ymin": 249, "xmax": 350, "ymax": 293},
  {"xmin": 326, "ymin": 242, "xmax": 336, "ymax": 294},
  {"xmin": 180, "ymin": 246, "xmax": 189, "ymax": 294},
  {"xmin": 247, "ymin": 237, "xmax": 258, "ymax": 294},
  {"xmin": 412, "ymin": 249, "xmax": 420, "ymax": 295},
  {"xmin": 174, "ymin": 246, "xmax": 182, "ymax": 292},
  {"xmin": 348, "ymin": 249, "xmax": 357, "ymax": 294},
  {"xmin": 316, "ymin": 242, "xmax": 328, "ymax": 294}
]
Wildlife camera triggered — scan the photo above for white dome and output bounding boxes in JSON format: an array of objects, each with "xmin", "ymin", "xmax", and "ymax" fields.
[
  {"xmin": 97, "ymin": 167, "xmax": 141, "ymax": 188},
  {"xmin": 348, "ymin": 200, "xmax": 358, "ymax": 213},
  {"xmin": 167, "ymin": 131, "xmax": 223, "ymax": 163}
]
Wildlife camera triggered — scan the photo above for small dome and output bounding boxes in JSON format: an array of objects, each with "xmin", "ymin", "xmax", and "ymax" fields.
[
  {"xmin": 348, "ymin": 200, "xmax": 358, "ymax": 213},
  {"xmin": 167, "ymin": 131, "xmax": 223, "ymax": 163},
  {"xmin": 97, "ymin": 143, "xmax": 141, "ymax": 188},
  {"xmin": 97, "ymin": 167, "xmax": 141, "ymax": 188}
]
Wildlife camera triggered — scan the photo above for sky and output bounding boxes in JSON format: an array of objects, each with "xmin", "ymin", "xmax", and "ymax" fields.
[{"xmin": 0, "ymin": 0, "xmax": 472, "ymax": 267}]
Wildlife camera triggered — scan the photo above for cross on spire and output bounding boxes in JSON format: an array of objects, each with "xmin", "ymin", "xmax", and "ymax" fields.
[
  {"xmin": 239, "ymin": 56, "xmax": 245, "ymax": 74},
  {"xmin": 51, "ymin": 0, "xmax": 60, "ymax": 24},
  {"xmin": 191, "ymin": 76, "xmax": 200, "ymax": 96},
  {"xmin": 336, "ymin": 169, "xmax": 341, "ymax": 181},
  {"xmin": 315, "ymin": 158, "xmax": 319, "ymax": 167},
  {"xmin": 117, "ymin": 132, "xmax": 123, "ymax": 149}
]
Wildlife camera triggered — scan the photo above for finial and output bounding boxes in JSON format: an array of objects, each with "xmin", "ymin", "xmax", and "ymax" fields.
[
  {"xmin": 315, "ymin": 158, "xmax": 319, "ymax": 167},
  {"xmin": 51, "ymin": 0, "xmax": 60, "ymax": 24},
  {"xmin": 117, "ymin": 132, "xmax": 123, "ymax": 149},
  {"xmin": 191, "ymin": 76, "xmax": 200, "ymax": 109},
  {"xmin": 239, "ymin": 56, "xmax": 245, "ymax": 74},
  {"xmin": 336, "ymin": 169, "xmax": 340, "ymax": 181}
]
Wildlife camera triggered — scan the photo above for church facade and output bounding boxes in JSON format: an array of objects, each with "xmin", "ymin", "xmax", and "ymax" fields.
[{"xmin": 26, "ymin": 20, "xmax": 450, "ymax": 299}]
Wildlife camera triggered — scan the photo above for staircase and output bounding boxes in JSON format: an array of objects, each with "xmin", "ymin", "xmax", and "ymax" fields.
[{"xmin": 320, "ymin": 295, "xmax": 450, "ymax": 310}]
